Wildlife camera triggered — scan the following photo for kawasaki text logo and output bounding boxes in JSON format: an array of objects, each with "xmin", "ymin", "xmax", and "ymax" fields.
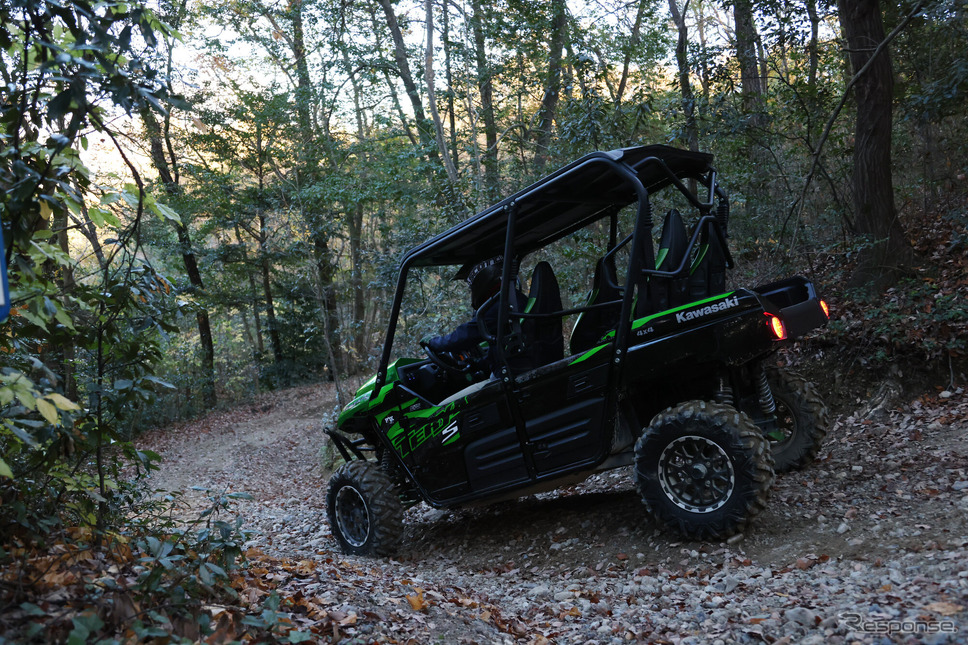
[{"xmin": 675, "ymin": 296, "xmax": 739, "ymax": 323}]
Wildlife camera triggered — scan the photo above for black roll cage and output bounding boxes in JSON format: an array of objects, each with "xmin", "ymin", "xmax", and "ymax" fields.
[{"xmin": 371, "ymin": 146, "xmax": 727, "ymax": 396}]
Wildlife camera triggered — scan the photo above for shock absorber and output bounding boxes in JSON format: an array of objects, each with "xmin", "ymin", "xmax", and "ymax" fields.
[
  {"xmin": 755, "ymin": 365, "xmax": 776, "ymax": 416},
  {"xmin": 715, "ymin": 376, "xmax": 734, "ymax": 406}
]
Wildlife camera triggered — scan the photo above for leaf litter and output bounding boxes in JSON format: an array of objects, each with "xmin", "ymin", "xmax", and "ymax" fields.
[{"xmin": 6, "ymin": 380, "xmax": 967, "ymax": 642}]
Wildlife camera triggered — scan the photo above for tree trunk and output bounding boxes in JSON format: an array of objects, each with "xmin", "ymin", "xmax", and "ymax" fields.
[
  {"xmin": 379, "ymin": 0, "xmax": 464, "ymax": 219},
  {"xmin": 235, "ymin": 223, "xmax": 265, "ymax": 357},
  {"xmin": 471, "ymin": 0, "xmax": 499, "ymax": 198},
  {"xmin": 292, "ymin": 0, "xmax": 343, "ymax": 373},
  {"xmin": 366, "ymin": 5, "xmax": 418, "ymax": 146},
  {"xmin": 290, "ymin": 0, "xmax": 313, "ymax": 138},
  {"xmin": 54, "ymin": 204, "xmax": 77, "ymax": 402},
  {"xmin": 341, "ymin": 46, "xmax": 370, "ymax": 364},
  {"xmin": 425, "ymin": 0, "xmax": 459, "ymax": 186},
  {"xmin": 348, "ymin": 203, "xmax": 366, "ymax": 358},
  {"xmin": 692, "ymin": 1, "xmax": 712, "ymax": 102},
  {"xmin": 807, "ymin": 0, "xmax": 821, "ymax": 93},
  {"xmin": 668, "ymin": 0, "xmax": 699, "ymax": 151},
  {"xmin": 733, "ymin": 0, "xmax": 764, "ymax": 118},
  {"xmin": 838, "ymin": 0, "xmax": 913, "ymax": 288},
  {"xmin": 258, "ymin": 213, "xmax": 284, "ymax": 369},
  {"xmin": 378, "ymin": 0, "xmax": 437, "ymax": 156},
  {"xmin": 313, "ymin": 235, "xmax": 341, "ymax": 372},
  {"xmin": 534, "ymin": 0, "xmax": 568, "ymax": 172},
  {"xmin": 142, "ymin": 108, "xmax": 216, "ymax": 407},
  {"xmin": 616, "ymin": 0, "xmax": 649, "ymax": 104},
  {"xmin": 442, "ymin": 2, "xmax": 460, "ymax": 175}
]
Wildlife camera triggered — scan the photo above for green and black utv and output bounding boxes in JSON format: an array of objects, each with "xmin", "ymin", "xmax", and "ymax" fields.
[{"xmin": 325, "ymin": 145, "xmax": 829, "ymax": 556}]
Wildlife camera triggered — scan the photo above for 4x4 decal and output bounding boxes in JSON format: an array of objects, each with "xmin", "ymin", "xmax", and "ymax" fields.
[{"xmin": 588, "ymin": 292, "xmax": 742, "ymax": 349}]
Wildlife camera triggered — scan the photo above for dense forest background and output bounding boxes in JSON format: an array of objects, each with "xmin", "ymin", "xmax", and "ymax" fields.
[{"xmin": 2, "ymin": 0, "xmax": 967, "ymax": 640}]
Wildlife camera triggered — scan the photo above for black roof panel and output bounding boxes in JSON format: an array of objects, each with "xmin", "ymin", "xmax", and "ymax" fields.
[{"xmin": 402, "ymin": 144, "xmax": 714, "ymax": 269}]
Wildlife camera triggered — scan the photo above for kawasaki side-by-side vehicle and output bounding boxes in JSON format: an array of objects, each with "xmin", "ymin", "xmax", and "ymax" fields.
[{"xmin": 325, "ymin": 145, "xmax": 830, "ymax": 556}]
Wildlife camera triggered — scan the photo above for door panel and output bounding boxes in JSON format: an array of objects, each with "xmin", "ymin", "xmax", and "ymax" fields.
[
  {"xmin": 525, "ymin": 398, "xmax": 604, "ymax": 474},
  {"xmin": 464, "ymin": 425, "xmax": 530, "ymax": 491},
  {"xmin": 515, "ymin": 361, "xmax": 612, "ymax": 477}
]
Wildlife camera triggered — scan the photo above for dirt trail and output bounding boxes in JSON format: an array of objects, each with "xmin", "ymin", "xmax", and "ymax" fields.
[{"xmin": 137, "ymin": 381, "xmax": 968, "ymax": 643}]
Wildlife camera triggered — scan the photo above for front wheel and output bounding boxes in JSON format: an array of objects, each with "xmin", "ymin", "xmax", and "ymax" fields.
[
  {"xmin": 326, "ymin": 460, "xmax": 404, "ymax": 556},
  {"xmin": 634, "ymin": 400, "xmax": 774, "ymax": 540}
]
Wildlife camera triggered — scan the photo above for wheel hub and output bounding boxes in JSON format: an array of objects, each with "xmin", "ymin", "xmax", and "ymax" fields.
[
  {"xmin": 658, "ymin": 435, "xmax": 735, "ymax": 513},
  {"xmin": 335, "ymin": 486, "xmax": 370, "ymax": 547}
]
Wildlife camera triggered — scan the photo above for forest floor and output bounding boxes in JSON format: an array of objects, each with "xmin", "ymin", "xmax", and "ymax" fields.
[{"xmin": 137, "ymin": 372, "xmax": 968, "ymax": 644}]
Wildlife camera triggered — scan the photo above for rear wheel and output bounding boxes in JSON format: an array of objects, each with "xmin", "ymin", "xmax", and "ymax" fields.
[
  {"xmin": 634, "ymin": 400, "xmax": 774, "ymax": 540},
  {"xmin": 326, "ymin": 460, "xmax": 404, "ymax": 556},
  {"xmin": 765, "ymin": 367, "xmax": 828, "ymax": 472}
]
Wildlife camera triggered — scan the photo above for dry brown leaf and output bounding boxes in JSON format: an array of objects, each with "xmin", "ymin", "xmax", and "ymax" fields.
[
  {"xmin": 924, "ymin": 601, "xmax": 964, "ymax": 616},
  {"xmin": 338, "ymin": 612, "xmax": 357, "ymax": 626},
  {"xmin": 406, "ymin": 592, "xmax": 428, "ymax": 612}
]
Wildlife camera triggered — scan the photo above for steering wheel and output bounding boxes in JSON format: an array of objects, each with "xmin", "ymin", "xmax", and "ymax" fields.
[{"xmin": 422, "ymin": 342, "xmax": 477, "ymax": 378}]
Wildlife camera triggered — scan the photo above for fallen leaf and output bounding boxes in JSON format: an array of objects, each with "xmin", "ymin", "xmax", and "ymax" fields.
[
  {"xmin": 795, "ymin": 558, "xmax": 816, "ymax": 570},
  {"xmin": 925, "ymin": 602, "xmax": 963, "ymax": 616},
  {"xmin": 406, "ymin": 592, "xmax": 428, "ymax": 612},
  {"xmin": 338, "ymin": 613, "xmax": 357, "ymax": 626}
]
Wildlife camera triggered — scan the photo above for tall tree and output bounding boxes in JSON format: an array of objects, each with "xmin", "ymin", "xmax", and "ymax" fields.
[
  {"xmin": 441, "ymin": 2, "xmax": 460, "ymax": 175},
  {"xmin": 378, "ymin": 0, "xmax": 437, "ymax": 158},
  {"xmin": 534, "ymin": 0, "xmax": 569, "ymax": 171},
  {"xmin": 470, "ymin": 0, "xmax": 500, "ymax": 198},
  {"xmin": 142, "ymin": 106, "xmax": 217, "ymax": 408},
  {"xmin": 378, "ymin": 0, "xmax": 465, "ymax": 219},
  {"xmin": 668, "ymin": 0, "xmax": 699, "ymax": 151},
  {"xmin": 806, "ymin": 0, "xmax": 822, "ymax": 93},
  {"xmin": 616, "ymin": 0, "xmax": 651, "ymax": 104},
  {"xmin": 289, "ymin": 0, "xmax": 344, "ymax": 374},
  {"xmin": 425, "ymin": 0, "xmax": 459, "ymax": 186},
  {"xmin": 838, "ymin": 0, "xmax": 913, "ymax": 287},
  {"xmin": 733, "ymin": 0, "xmax": 764, "ymax": 118}
]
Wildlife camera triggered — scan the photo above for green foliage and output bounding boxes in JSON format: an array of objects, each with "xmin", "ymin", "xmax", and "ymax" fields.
[
  {"xmin": 823, "ymin": 203, "xmax": 968, "ymax": 369},
  {"xmin": 827, "ymin": 276, "xmax": 968, "ymax": 370},
  {"xmin": 0, "ymin": 485, "xmax": 255, "ymax": 643},
  {"xmin": 0, "ymin": 0, "xmax": 189, "ymax": 551},
  {"xmin": 0, "ymin": 0, "xmax": 176, "ymax": 249}
]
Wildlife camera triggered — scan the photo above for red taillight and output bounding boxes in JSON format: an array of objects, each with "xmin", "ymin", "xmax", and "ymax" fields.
[
  {"xmin": 820, "ymin": 300, "xmax": 830, "ymax": 318},
  {"xmin": 766, "ymin": 313, "xmax": 787, "ymax": 340}
]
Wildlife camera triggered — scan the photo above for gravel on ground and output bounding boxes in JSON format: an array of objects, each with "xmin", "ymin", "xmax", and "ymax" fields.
[{"xmin": 137, "ymin": 381, "xmax": 968, "ymax": 643}]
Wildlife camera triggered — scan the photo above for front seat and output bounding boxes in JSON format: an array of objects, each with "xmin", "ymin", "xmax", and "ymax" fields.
[{"xmin": 511, "ymin": 261, "xmax": 563, "ymax": 371}]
